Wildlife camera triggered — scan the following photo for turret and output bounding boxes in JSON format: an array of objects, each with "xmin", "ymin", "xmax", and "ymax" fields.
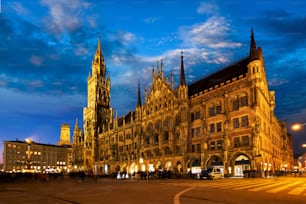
[
  {"xmin": 180, "ymin": 50, "xmax": 186, "ymax": 86},
  {"xmin": 249, "ymin": 28, "xmax": 258, "ymax": 61}
]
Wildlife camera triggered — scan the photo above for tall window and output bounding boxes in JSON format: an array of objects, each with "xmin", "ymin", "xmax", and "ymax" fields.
[
  {"xmin": 233, "ymin": 118, "xmax": 239, "ymax": 129},
  {"xmin": 145, "ymin": 136, "xmax": 150, "ymax": 146},
  {"xmin": 209, "ymin": 107, "xmax": 215, "ymax": 116},
  {"xmin": 210, "ymin": 124, "xmax": 215, "ymax": 133},
  {"xmin": 241, "ymin": 116, "xmax": 249, "ymax": 127},
  {"xmin": 234, "ymin": 137, "xmax": 240, "ymax": 147},
  {"xmin": 192, "ymin": 144, "xmax": 196, "ymax": 153},
  {"xmin": 216, "ymin": 105, "xmax": 222, "ymax": 114},
  {"xmin": 192, "ymin": 127, "xmax": 201, "ymax": 137},
  {"xmin": 216, "ymin": 122, "xmax": 222, "ymax": 132},
  {"xmin": 240, "ymin": 96, "xmax": 248, "ymax": 107},
  {"xmin": 196, "ymin": 143, "xmax": 201, "ymax": 152},
  {"xmin": 233, "ymin": 99, "xmax": 239, "ymax": 110},
  {"xmin": 163, "ymin": 132, "xmax": 169, "ymax": 142},
  {"xmin": 176, "ymin": 131, "xmax": 180, "ymax": 139},
  {"xmin": 154, "ymin": 134, "xmax": 159, "ymax": 144},
  {"xmin": 155, "ymin": 121, "xmax": 161, "ymax": 130},
  {"xmin": 210, "ymin": 141, "xmax": 215, "ymax": 150},
  {"xmin": 195, "ymin": 110, "xmax": 201, "ymax": 119},
  {"xmin": 242, "ymin": 136, "xmax": 249, "ymax": 146},
  {"xmin": 217, "ymin": 140, "xmax": 223, "ymax": 150},
  {"xmin": 191, "ymin": 112, "xmax": 195, "ymax": 121}
]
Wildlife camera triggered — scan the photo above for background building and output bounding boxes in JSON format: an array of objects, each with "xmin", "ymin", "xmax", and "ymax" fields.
[
  {"xmin": 3, "ymin": 140, "xmax": 72, "ymax": 173},
  {"xmin": 79, "ymin": 30, "xmax": 293, "ymax": 177},
  {"xmin": 3, "ymin": 123, "xmax": 73, "ymax": 173}
]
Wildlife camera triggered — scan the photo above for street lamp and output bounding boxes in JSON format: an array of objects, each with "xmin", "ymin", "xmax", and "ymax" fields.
[
  {"xmin": 291, "ymin": 123, "xmax": 306, "ymax": 131},
  {"xmin": 25, "ymin": 138, "xmax": 32, "ymax": 170}
]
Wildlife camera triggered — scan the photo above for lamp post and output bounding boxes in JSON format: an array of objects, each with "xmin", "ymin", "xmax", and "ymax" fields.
[
  {"xmin": 25, "ymin": 138, "xmax": 32, "ymax": 170},
  {"xmin": 291, "ymin": 123, "xmax": 306, "ymax": 131}
]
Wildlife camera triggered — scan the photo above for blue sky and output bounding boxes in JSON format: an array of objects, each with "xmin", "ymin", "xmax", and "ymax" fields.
[{"xmin": 1, "ymin": 0, "xmax": 306, "ymax": 163}]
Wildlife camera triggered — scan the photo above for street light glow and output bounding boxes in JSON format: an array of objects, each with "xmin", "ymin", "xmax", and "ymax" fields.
[
  {"xmin": 25, "ymin": 138, "xmax": 32, "ymax": 144},
  {"xmin": 291, "ymin": 123, "xmax": 306, "ymax": 131}
]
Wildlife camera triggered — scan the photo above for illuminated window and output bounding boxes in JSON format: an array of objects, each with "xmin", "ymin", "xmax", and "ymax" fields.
[
  {"xmin": 217, "ymin": 140, "xmax": 223, "ymax": 150},
  {"xmin": 210, "ymin": 141, "xmax": 215, "ymax": 150}
]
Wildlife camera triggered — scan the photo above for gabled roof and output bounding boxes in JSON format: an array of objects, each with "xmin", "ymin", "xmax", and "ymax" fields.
[{"xmin": 188, "ymin": 57, "xmax": 249, "ymax": 96}]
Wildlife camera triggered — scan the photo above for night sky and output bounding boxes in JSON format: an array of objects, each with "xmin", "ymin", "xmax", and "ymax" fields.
[{"xmin": 1, "ymin": 0, "xmax": 306, "ymax": 163}]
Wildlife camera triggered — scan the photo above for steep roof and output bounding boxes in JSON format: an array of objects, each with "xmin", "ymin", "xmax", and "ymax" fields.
[{"xmin": 188, "ymin": 57, "xmax": 249, "ymax": 96}]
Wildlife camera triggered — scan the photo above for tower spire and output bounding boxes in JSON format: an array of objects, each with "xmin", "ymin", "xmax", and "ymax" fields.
[
  {"xmin": 137, "ymin": 80, "xmax": 142, "ymax": 107},
  {"xmin": 249, "ymin": 28, "xmax": 257, "ymax": 60},
  {"xmin": 75, "ymin": 117, "xmax": 79, "ymax": 129},
  {"xmin": 92, "ymin": 34, "xmax": 106, "ymax": 77},
  {"xmin": 180, "ymin": 50, "xmax": 186, "ymax": 86},
  {"xmin": 97, "ymin": 33, "xmax": 101, "ymax": 54}
]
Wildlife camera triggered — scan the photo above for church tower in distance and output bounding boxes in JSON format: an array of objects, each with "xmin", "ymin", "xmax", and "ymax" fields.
[{"xmin": 83, "ymin": 36, "xmax": 112, "ymax": 170}]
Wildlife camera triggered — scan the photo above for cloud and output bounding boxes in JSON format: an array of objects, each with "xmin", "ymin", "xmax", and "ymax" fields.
[
  {"xmin": 197, "ymin": 2, "xmax": 219, "ymax": 15},
  {"xmin": 30, "ymin": 55, "xmax": 44, "ymax": 66},
  {"xmin": 179, "ymin": 16, "xmax": 242, "ymax": 49},
  {"xmin": 9, "ymin": 2, "xmax": 29, "ymax": 16},
  {"xmin": 144, "ymin": 17, "xmax": 160, "ymax": 24},
  {"xmin": 40, "ymin": 0, "xmax": 93, "ymax": 37},
  {"xmin": 248, "ymin": 9, "xmax": 306, "ymax": 52}
]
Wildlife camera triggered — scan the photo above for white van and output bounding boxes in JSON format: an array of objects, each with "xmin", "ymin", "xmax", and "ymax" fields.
[{"xmin": 202, "ymin": 167, "xmax": 222, "ymax": 180}]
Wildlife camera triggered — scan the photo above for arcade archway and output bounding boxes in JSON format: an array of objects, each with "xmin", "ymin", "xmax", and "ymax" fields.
[{"xmin": 233, "ymin": 154, "xmax": 250, "ymax": 177}]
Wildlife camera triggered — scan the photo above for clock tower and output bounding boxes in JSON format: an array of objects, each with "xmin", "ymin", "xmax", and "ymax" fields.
[{"xmin": 83, "ymin": 36, "xmax": 112, "ymax": 170}]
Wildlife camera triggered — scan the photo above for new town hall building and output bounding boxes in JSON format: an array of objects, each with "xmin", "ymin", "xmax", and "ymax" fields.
[{"xmin": 72, "ymin": 30, "xmax": 294, "ymax": 177}]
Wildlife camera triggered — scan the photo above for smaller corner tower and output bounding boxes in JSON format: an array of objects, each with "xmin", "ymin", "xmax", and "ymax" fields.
[{"xmin": 58, "ymin": 123, "xmax": 71, "ymax": 146}]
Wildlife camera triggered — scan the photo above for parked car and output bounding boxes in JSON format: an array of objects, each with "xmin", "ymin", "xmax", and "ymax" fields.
[{"xmin": 201, "ymin": 167, "xmax": 222, "ymax": 180}]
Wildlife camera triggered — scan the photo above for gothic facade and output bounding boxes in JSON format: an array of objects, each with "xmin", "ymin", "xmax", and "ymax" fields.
[{"xmin": 77, "ymin": 30, "xmax": 293, "ymax": 176}]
